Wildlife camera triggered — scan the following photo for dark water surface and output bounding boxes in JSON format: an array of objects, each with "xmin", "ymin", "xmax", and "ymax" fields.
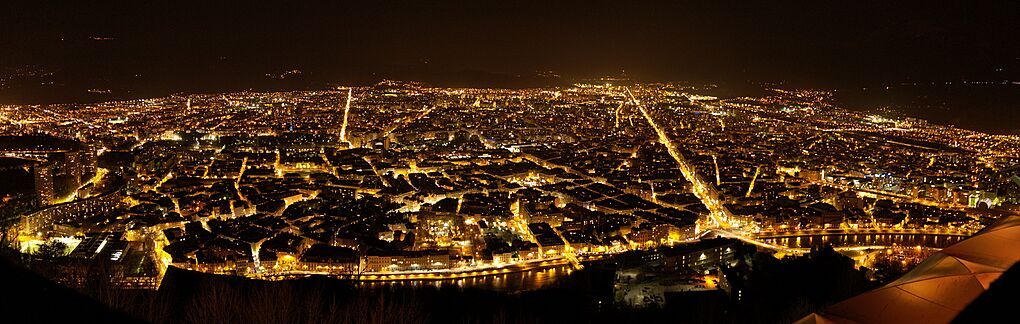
[{"xmin": 834, "ymin": 84, "xmax": 1020, "ymax": 134}]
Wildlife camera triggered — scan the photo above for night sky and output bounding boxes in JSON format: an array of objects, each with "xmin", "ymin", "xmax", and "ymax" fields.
[{"xmin": 2, "ymin": 1, "xmax": 1019, "ymax": 108}]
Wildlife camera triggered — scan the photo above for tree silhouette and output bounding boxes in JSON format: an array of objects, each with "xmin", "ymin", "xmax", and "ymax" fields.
[{"xmin": 36, "ymin": 240, "xmax": 68, "ymax": 259}]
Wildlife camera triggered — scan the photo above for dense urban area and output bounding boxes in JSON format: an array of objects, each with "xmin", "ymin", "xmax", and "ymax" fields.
[{"xmin": 2, "ymin": 80, "xmax": 1018, "ymax": 310}]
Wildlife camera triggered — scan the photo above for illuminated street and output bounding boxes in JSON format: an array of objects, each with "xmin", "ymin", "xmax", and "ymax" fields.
[{"xmin": 2, "ymin": 2, "xmax": 1018, "ymax": 323}]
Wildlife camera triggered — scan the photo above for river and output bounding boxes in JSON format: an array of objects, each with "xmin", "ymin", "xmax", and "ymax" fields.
[
  {"xmin": 761, "ymin": 233, "xmax": 967, "ymax": 249},
  {"xmin": 358, "ymin": 264, "xmax": 576, "ymax": 292}
]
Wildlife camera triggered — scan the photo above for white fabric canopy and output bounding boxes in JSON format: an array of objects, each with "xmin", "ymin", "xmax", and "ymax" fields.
[{"xmin": 798, "ymin": 216, "xmax": 1020, "ymax": 324}]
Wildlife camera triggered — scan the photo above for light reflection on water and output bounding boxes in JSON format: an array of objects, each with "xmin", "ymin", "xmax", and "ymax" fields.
[
  {"xmin": 763, "ymin": 233, "xmax": 966, "ymax": 249},
  {"xmin": 358, "ymin": 265, "xmax": 574, "ymax": 292},
  {"xmin": 356, "ymin": 234, "xmax": 966, "ymax": 292}
]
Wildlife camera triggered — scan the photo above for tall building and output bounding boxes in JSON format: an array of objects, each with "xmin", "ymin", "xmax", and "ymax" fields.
[
  {"xmin": 0, "ymin": 135, "xmax": 97, "ymax": 202},
  {"xmin": 31, "ymin": 161, "xmax": 55, "ymax": 205}
]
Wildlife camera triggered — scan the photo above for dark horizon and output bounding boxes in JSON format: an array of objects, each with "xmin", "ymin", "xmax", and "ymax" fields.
[
  {"xmin": 3, "ymin": 2, "xmax": 1019, "ymax": 92},
  {"xmin": 3, "ymin": 1, "xmax": 1020, "ymax": 133}
]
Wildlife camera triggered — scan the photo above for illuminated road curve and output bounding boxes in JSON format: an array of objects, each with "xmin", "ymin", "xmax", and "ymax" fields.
[{"xmin": 709, "ymin": 228, "xmax": 799, "ymax": 253}]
